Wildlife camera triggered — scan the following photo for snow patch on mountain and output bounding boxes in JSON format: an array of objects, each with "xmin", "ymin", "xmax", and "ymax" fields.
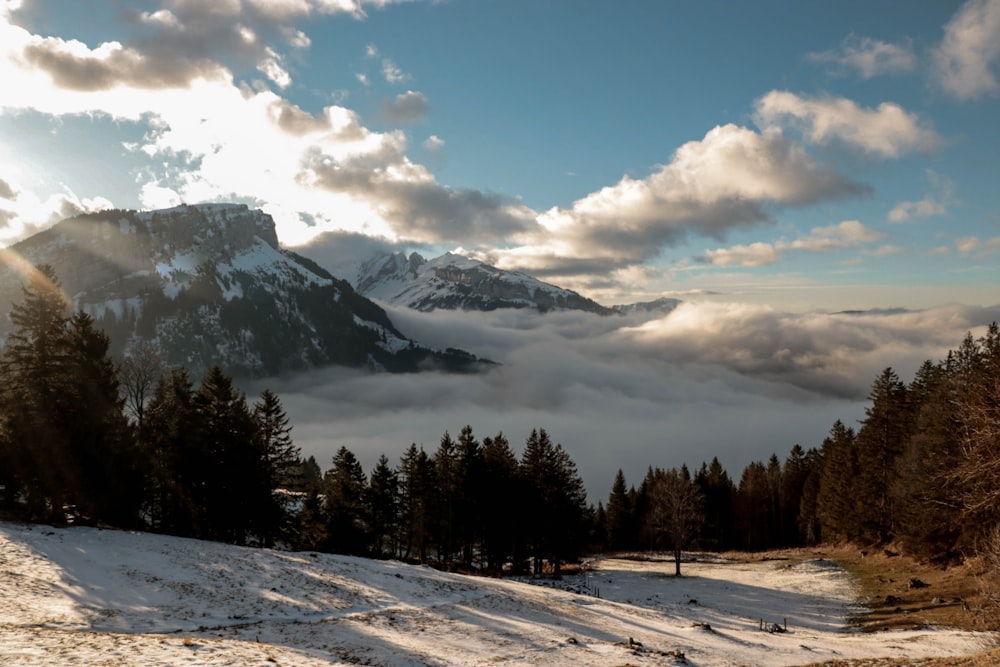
[{"xmin": 356, "ymin": 251, "xmax": 615, "ymax": 315}]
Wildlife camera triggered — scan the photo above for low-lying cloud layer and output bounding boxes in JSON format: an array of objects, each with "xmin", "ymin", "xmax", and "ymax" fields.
[{"xmin": 254, "ymin": 301, "xmax": 1000, "ymax": 497}]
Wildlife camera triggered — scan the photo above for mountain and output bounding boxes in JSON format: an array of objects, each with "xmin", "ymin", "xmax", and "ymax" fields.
[
  {"xmin": 355, "ymin": 251, "xmax": 616, "ymax": 315},
  {"xmin": 610, "ymin": 297, "xmax": 682, "ymax": 316},
  {"xmin": 0, "ymin": 204, "xmax": 485, "ymax": 377}
]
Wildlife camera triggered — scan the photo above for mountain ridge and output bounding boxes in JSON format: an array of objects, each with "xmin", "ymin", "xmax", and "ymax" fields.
[{"xmin": 0, "ymin": 204, "xmax": 486, "ymax": 377}]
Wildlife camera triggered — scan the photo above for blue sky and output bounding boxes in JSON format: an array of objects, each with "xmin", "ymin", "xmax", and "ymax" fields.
[{"xmin": 1, "ymin": 0, "xmax": 998, "ymax": 311}]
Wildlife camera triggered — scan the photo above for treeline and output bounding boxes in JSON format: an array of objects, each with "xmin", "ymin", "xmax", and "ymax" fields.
[
  {"xmin": 300, "ymin": 426, "xmax": 590, "ymax": 575},
  {"xmin": 596, "ymin": 322, "xmax": 1000, "ymax": 564},
  {"xmin": 3, "ymin": 264, "xmax": 999, "ymax": 572}
]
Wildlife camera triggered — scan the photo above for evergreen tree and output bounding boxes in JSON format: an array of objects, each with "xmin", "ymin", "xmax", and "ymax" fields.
[
  {"xmin": 520, "ymin": 429, "xmax": 588, "ymax": 576},
  {"xmin": 252, "ymin": 388, "xmax": 300, "ymax": 546},
  {"xmin": 455, "ymin": 425, "xmax": 484, "ymax": 567},
  {"xmin": 398, "ymin": 444, "xmax": 434, "ymax": 561},
  {"xmin": 815, "ymin": 420, "xmax": 858, "ymax": 541},
  {"xmin": 780, "ymin": 445, "xmax": 809, "ymax": 547},
  {"xmin": 605, "ymin": 469, "xmax": 635, "ymax": 551},
  {"xmin": 854, "ymin": 367, "xmax": 910, "ymax": 543},
  {"xmin": 694, "ymin": 457, "xmax": 735, "ymax": 551},
  {"xmin": 367, "ymin": 454, "xmax": 401, "ymax": 557},
  {"xmin": 432, "ymin": 431, "xmax": 460, "ymax": 565},
  {"xmin": 480, "ymin": 432, "xmax": 521, "ymax": 572},
  {"xmin": 194, "ymin": 366, "xmax": 265, "ymax": 545},
  {"xmin": 324, "ymin": 446, "xmax": 369, "ymax": 555},
  {"xmin": 0, "ymin": 264, "xmax": 73, "ymax": 519},
  {"xmin": 142, "ymin": 368, "xmax": 201, "ymax": 535}
]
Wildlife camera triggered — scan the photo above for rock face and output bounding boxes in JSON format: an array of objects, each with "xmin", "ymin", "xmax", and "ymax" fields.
[
  {"xmin": 355, "ymin": 251, "xmax": 616, "ymax": 315},
  {"xmin": 0, "ymin": 204, "xmax": 485, "ymax": 377}
]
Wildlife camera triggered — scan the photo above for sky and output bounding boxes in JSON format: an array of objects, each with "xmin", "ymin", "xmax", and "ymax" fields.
[{"xmin": 1, "ymin": 0, "xmax": 1000, "ymax": 493}]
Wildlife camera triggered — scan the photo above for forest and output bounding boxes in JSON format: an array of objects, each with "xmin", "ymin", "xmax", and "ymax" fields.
[{"xmin": 1, "ymin": 264, "xmax": 999, "ymax": 578}]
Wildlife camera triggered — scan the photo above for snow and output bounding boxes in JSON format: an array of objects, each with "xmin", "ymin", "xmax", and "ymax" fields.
[{"xmin": 0, "ymin": 523, "xmax": 991, "ymax": 666}]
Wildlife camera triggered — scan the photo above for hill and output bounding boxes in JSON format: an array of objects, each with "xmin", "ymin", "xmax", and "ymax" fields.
[{"xmin": 0, "ymin": 522, "xmax": 988, "ymax": 666}]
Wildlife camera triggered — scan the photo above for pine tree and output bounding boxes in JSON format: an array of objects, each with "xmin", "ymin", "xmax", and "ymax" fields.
[
  {"xmin": 815, "ymin": 420, "xmax": 858, "ymax": 541},
  {"xmin": 194, "ymin": 366, "xmax": 264, "ymax": 545},
  {"xmin": 694, "ymin": 457, "xmax": 735, "ymax": 551},
  {"xmin": 0, "ymin": 264, "xmax": 73, "ymax": 519},
  {"xmin": 480, "ymin": 432, "xmax": 521, "ymax": 572},
  {"xmin": 324, "ymin": 446, "xmax": 369, "ymax": 555},
  {"xmin": 252, "ymin": 388, "xmax": 300, "ymax": 546},
  {"xmin": 367, "ymin": 454, "xmax": 401, "ymax": 557},
  {"xmin": 854, "ymin": 367, "xmax": 910, "ymax": 543},
  {"xmin": 432, "ymin": 431, "xmax": 459, "ymax": 565},
  {"xmin": 455, "ymin": 425, "xmax": 483, "ymax": 567},
  {"xmin": 605, "ymin": 469, "xmax": 634, "ymax": 551},
  {"xmin": 398, "ymin": 443, "xmax": 434, "ymax": 562}
]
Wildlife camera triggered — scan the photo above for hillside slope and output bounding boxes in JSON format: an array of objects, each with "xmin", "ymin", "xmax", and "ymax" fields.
[{"xmin": 0, "ymin": 522, "xmax": 987, "ymax": 666}]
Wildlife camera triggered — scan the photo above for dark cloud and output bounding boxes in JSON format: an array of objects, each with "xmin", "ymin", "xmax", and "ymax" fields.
[
  {"xmin": 0, "ymin": 178, "xmax": 17, "ymax": 200},
  {"xmin": 249, "ymin": 302, "xmax": 1000, "ymax": 498},
  {"xmin": 379, "ymin": 90, "xmax": 429, "ymax": 124},
  {"xmin": 302, "ymin": 154, "xmax": 541, "ymax": 243},
  {"xmin": 268, "ymin": 100, "xmax": 332, "ymax": 136},
  {"xmin": 291, "ymin": 230, "xmax": 418, "ymax": 282}
]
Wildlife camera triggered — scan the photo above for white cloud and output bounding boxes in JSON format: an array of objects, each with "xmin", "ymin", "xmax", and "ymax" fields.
[
  {"xmin": 525, "ymin": 124, "xmax": 868, "ymax": 270},
  {"xmin": 888, "ymin": 171, "xmax": 955, "ymax": 223},
  {"xmin": 808, "ymin": 34, "xmax": 917, "ymax": 79},
  {"xmin": 754, "ymin": 91, "xmax": 940, "ymax": 158},
  {"xmin": 381, "ymin": 57, "xmax": 408, "ymax": 83},
  {"xmin": 956, "ymin": 235, "xmax": 1000, "ymax": 255},
  {"xmin": 423, "ymin": 134, "xmax": 445, "ymax": 152},
  {"xmin": 933, "ymin": 0, "xmax": 1000, "ymax": 100},
  {"xmin": 697, "ymin": 220, "xmax": 886, "ymax": 267}
]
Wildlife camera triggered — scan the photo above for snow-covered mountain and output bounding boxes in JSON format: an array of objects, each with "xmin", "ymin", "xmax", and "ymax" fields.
[
  {"xmin": 355, "ymin": 251, "xmax": 616, "ymax": 314},
  {"xmin": 0, "ymin": 204, "xmax": 484, "ymax": 377}
]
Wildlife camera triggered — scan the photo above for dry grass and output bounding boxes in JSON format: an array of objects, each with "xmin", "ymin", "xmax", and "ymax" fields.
[{"xmin": 781, "ymin": 545, "xmax": 999, "ymax": 667}]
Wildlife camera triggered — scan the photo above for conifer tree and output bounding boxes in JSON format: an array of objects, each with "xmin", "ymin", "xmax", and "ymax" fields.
[
  {"xmin": 694, "ymin": 457, "xmax": 735, "ymax": 551},
  {"xmin": 253, "ymin": 388, "xmax": 299, "ymax": 546},
  {"xmin": 480, "ymin": 432, "xmax": 521, "ymax": 572},
  {"xmin": 398, "ymin": 443, "xmax": 434, "ymax": 562},
  {"xmin": 815, "ymin": 420, "xmax": 858, "ymax": 540},
  {"xmin": 324, "ymin": 446, "xmax": 369, "ymax": 555},
  {"xmin": 854, "ymin": 367, "xmax": 910, "ymax": 543},
  {"xmin": 605, "ymin": 469, "xmax": 634, "ymax": 551},
  {"xmin": 0, "ymin": 264, "xmax": 73, "ymax": 519},
  {"xmin": 367, "ymin": 453, "xmax": 401, "ymax": 557}
]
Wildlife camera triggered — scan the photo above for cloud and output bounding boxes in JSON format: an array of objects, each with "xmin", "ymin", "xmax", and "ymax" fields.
[
  {"xmin": 300, "ymin": 151, "xmax": 542, "ymax": 243},
  {"xmin": 526, "ymin": 124, "xmax": 868, "ymax": 270},
  {"xmin": 808, "ymin": 34, "xmax": 917, "ymax": 79},
  {"xmin": 933, "ymin": 0, "xmax": 1000, "ymax": 100},
  {"xmin": 254, "ymin": 302, "xmax": 1000, "ymax": 496},
  {"xmin": 956, "ymin": 235, "xmax": 1000, "ymax": 255},
  {"xmin": 754, "ymin": 91, "xmax": 940, "ymax": 158},
  {"xmin": 888, "ymin": 170, "xmax": 955, "ymax": 222},
  {"xmin": 0, "ymin": 178, "xmax": 16, "ymax": 200},
  {"xmin": 381, "ymin": 57, "xmax": 408, "ymax": 83},
  {"xmin": 423, "ymin": 134, "xmax": 444, "ymax": 152},
  {"xmin": 697, "ymin": 220, "xmax": 886, "ymax": 267},
  {"xmin": 379, "ymin": 90, "xmax": 428, "ymax": 123}
]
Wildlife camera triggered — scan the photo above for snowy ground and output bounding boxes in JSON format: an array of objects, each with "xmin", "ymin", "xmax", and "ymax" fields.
[{"xmin": 0, "ymin": 522, "xmax": 992, "ymax": 666}]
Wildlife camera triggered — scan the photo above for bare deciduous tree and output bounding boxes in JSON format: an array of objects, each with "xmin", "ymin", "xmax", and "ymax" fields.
[
  {"xmin": 646, "ymin": 468, "xmax": 705, "ymax": 576},
  {"xmin": 119, "ymin": 340, "xmax": 164, "ymax": 431}
]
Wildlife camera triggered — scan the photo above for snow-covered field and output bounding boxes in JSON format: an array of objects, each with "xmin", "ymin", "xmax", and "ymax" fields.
[{"xmin": 0, "ymin": 522, "xmax": 990, "ymax": 666}]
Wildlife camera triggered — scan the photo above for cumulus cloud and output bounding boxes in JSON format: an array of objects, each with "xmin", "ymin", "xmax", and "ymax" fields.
[
  {"xmin": 0, "ymin": 176, "xmax": 112, "ymax": 244},
  {"xmin": 527, "ymin": 124, "xmax": 868, "ymax": 269},
  {"xmin": 423, "ymin": 134, "xmax": 444, "ymax": 152},
  {"xmin": 754, "ymin": 91, "xmax": 940, "ymax": 158},
  {"xmin": 933, "ymin": 0, "xmax": 1000, "ymax": 100},
  {"xmin": 697, "ymin": 220, "xmax": 886, "ymax": 267},
  {"xmin": 379, "ymin": 90, "xmax": 428, "ymax": 123},
  {"xmin": 808, "ymin": 34, "xmax": 917, "ymax": 79}
]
